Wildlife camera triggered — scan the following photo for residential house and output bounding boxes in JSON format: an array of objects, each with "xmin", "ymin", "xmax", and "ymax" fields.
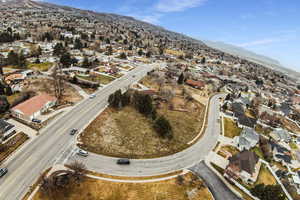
[
  {"xmin": 237, "ymin": 114, "xmax": 257, "ymax": 129},
  {"xmin": 11, "ymin": 94, "xmax": 57, "ymax": 121},
  {"xmin": 225, "ymin": 150, "xmax": 261, "ymax": 184},
  {"xmin": 234, "ymin": 128, "xmax": 259, "ymax": 151},
  {"xmin": 0, "ymin": 119, "xmax": 16, "ymax": 141},
  {"xmin": 270, "ymin": 128, "xmax": 291, "ymax": 143},
  {"xmin": 271, "ymin": 142, "xmax": 292, "ymax": 165},
  {"xmin": 185, "ymin": 79, "xmax": 205, "ymax": 89}
]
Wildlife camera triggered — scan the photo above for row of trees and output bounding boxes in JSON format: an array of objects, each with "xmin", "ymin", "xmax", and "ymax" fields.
[
  {"xmin": 250, "ymin": 184, "xmax": 285, "ymax": 200},
  {"xmin": 0, "ymin": 29, "xmax": 21, "ymax": 43},
  {"xmin": 108, "ymin": 90, "xmax": 173, "ymax": 139}
]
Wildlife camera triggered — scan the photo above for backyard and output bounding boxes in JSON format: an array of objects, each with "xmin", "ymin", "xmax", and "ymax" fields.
[
  {"xmin": 32, "ymin": 172, "xmax": 213, "ymax": 200},
  {"xmin": 223, "ymin": 117, "xmax": 242, "ymax": 138},
  {"xmin": 24, "ymin": 78, "xmax": 82, "ymax": 104}
]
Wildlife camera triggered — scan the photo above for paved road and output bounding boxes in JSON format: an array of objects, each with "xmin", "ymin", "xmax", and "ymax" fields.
[
  {"xmin": 67, "ymin": 93, "xmax": 224, "ymax": 177},
  {"xmin": 0, "ymin": 64, "xmax": 155, "ymax": 200},
  {"xmin": 190, "ymin": 161, "xmax": 242, "ymax": 200}
]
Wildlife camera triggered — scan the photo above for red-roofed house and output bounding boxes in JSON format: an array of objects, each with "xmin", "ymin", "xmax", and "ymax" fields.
[
  {"xmin": 11, "ymin": 94, "xmax": 57, "ymax": 121},
  {"xmin": 185, "ymin": 79, "xmax": 205, "ymax": 89}
]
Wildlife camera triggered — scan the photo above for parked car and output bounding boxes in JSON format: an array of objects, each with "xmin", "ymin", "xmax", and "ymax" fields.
[
  {"xmin": 117, "ymin": 158, "xmax": 130, "ymax": 165},
  {"xmin": 32, "ymin": 118, "xmax": 41, "ymax": 123},
  {"xmin": 70, "ymin": 128, "xmax": 78, "ymax": 135},
  {"xmin": 76, "ymin": 149, "xmax": 89, "ymax": 157},
  {"xmin": 0, "ymin": 168, "xmax": 8, "ymax": 178},
  {"xmin": 89, "ymin": 94, "xmax": 96, "ymax": 99}
]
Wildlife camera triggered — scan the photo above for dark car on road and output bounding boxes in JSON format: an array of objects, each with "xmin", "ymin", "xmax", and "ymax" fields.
[
  {"xmin": 117, "ymin": 158, "xmax": 130, "ymax": 165},
  {"xmin": 32, "ymin": 118, "xmax": 41, "ymax": 123},
  {"xmin": 0, "ymin": 168, "xmax": 8, "ymax": 178},
  {"xmin": 70, "ymin": 128, "xmax": 78, "ymax": 135}
]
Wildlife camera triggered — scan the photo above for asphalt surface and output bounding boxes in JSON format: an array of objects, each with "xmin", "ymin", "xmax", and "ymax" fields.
[
  {"xmin": 190, "ymin": 161, "xmax": 242, "ymax": 200},
  {"xmin": 67, "ymin": 93, "xmax": 224, "ymax": 177},
  {"xmin": 0, "ymin": 63, "xmax": 235, "ymax": 200},
  {"xmin": 0, "ymin": 63, "xmax": 155, "ymax": 200}
]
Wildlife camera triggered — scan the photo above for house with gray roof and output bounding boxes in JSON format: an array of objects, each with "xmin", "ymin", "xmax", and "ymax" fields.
[
  {"xmin": 234, "ymin": 128, "xmax": 260, "ymax": 151},
  {"xmin": 270, "ymin": 128, "xmax": 291, "ymax": 143}
]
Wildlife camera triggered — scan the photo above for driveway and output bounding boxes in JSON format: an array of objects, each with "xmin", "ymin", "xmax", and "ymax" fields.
[{"xmin": 190, "ymin": 161, "xmax": 241, "ymax": 200}]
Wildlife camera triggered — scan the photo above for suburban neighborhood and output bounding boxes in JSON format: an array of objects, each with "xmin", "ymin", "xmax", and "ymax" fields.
[{"xmin": 0, "ymin": 0, "xmax": 299, "ymax": 200}]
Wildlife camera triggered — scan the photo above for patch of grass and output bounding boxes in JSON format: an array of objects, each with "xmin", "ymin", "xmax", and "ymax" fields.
[
  {"xmin": 223, "ymin": 117, "xmax": 242, "ymax": 138},
  {"xmin": 217, "ymin": 150, "xmax": 227, "ymax": 158},
  {"xmin": 231, "ymin": 184, "xmax": 254, "ymax": 200},
  {"xmin": 290, "ymin": 142, "xmax": 298, "ymax": 149},
  {"xmin": 80, "ymin": 101, "xmax": 205, "ymax": 158},
  {"xmin": 211, "ymin": 162, "xmax": 225, "ymax": 175},
  {"xmin": 7, "ymin": 92, "xmax": 23, "ymax": 105},
  {"xmin": 32, "ymin": 173, "xmax": 213, "ymax": 200},
  {"xmin": 255, "ymin": 124, "xmax": 272, "ymax": 136},
  {"xmin": 78, "ymin": 74, "xmax": 115, "ymax": 85},
  {"xmin": 67, "ymin": 164, "xmax": 183, "ymax": 180},
  {"xmin": 28, "ymin": 62, "xmax": 53, "ymax": 71},
  {"xmin": 251, "ymin": 146, "xmax": 265, "ymax": 159},
  {"xmin": 213, "ymin": 141, "xmax": 220, "ymax": 152},
  {"xmin": 220, "ymin": 145, "xmax": 240, "ymax": 156},
  {"xmin": 255, "ymin": 164, "xmax": 277, "ymax": 186},
  {"xmin": 0, "ymin": 132, "xmax": 29, "ymax": 163}
]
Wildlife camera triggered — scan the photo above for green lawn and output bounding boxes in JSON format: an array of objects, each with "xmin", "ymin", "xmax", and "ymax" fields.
[
  {"xmin": 255, "ymin": 125, "xmax": 273, "ymax": 136},
  {"xmin": 251, "ymin": 146, "xmax": 265, "ymax": 159},
  {"xmin": 290, "ymin": 142, "xmax": 298, "ymax": 149},
  {"xmin": 223, "ymin": 117, "xmax": 242, "ymax": 138}
]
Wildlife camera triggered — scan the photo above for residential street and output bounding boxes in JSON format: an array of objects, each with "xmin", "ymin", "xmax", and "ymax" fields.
[
  {"xmin": 0, "ymin": 64, "xmax": 155, "ymax": 200},
  {"xmin": 68, "ymin": 93, "xmax": 225, "ymax": 177},
  {"xmin": 0, "ymin": 64, "xmax": 234, "ymax": 200}
]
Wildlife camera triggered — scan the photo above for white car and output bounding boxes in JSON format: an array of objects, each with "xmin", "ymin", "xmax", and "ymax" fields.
[
  {"xmin": 76, "ymin": 149, "xmax": 89, "ymax": 157},
  {"xmin": 89, "ymin": 94, "xmax": 96, "ymax": 99}
]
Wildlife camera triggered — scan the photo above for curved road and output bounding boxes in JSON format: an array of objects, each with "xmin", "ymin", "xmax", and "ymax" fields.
[
  {"xmin": 68, "ymin": 94, "xmax": 224, "ymax": 177},
  {"xmin": 0, "ymin": 62, "xmax": 233, "ymax": 200}
]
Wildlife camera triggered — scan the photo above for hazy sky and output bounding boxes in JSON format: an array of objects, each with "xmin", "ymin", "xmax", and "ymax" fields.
[{"xmin": 46, "ymin": 0, "xmax": 300, "ymax": 71}]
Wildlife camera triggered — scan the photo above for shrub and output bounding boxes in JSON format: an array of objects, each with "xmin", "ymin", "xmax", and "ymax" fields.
[{"xmin": 154, "ymin": 116, "xmax": 173, "ymax": 139}]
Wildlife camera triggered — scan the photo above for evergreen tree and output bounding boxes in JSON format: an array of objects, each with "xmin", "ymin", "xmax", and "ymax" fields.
[
  {"xmin": 154, "ymin": 116, "xmax": 173, "ymax": 139},
  {"xmin": 178, "ymin": 73, "xmax": 185, "ymax": 84},
  {"xmin": 60, "ymin": 52, "xmax": 72, "ymax": 67},
  {"xmin": 0, "ymin": 95, "xmax": 10, "ymax": 113}
]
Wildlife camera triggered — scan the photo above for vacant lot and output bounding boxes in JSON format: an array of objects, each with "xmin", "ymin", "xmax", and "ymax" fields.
[
  {"xmin": 78, "ymin": 74, "xmax": 115, "ymax": 85},
  {"xmin": 80, "ymin": 100, "xmax": 205, "ymax": 158},
  {"xmin": 24, "ymin": 78, "xmax": 82, "ymax": 103},
  {"xmin": 32, "ymin": 172, "xmax": 213, "ymax": 200},
  {"xmin": 223, "ymin": 117, "xmax": 242, "ymax": 138},
  {"xmin": 0, "ymin": 132, "xmax": 29, "ymax": 164}
]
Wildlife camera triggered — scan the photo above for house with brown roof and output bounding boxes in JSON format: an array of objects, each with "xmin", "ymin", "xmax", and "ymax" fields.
[
  {"xmin": 185, "ymin": 79, "xmax": 205, "ymax": 89},
  {"xmin": 225, "ymin": 150, "xmax": 261, "ymax": 184},
  {"xmin": 11, "ymin": 93, "xmax": 57, "ymax": 121}
]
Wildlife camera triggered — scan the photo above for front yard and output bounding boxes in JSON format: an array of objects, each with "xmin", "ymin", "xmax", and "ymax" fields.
[
  {"xmin": 79, "ymin": 99, "xmax": 205, "ymax": 158},
  {"xmin": 223, "ymin": 117, "xmax": 242, "ymax": 138},
  {"xmin": 0, "ymin": 132, "xmax": 29, "ymax": 163},
  {"xmin": 28, "ymin": 62, "xmax": 53, "ymax": 71},
  {"xmin": 32, "ymin": 172, "xmax": 213, "ymax": 200}
]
